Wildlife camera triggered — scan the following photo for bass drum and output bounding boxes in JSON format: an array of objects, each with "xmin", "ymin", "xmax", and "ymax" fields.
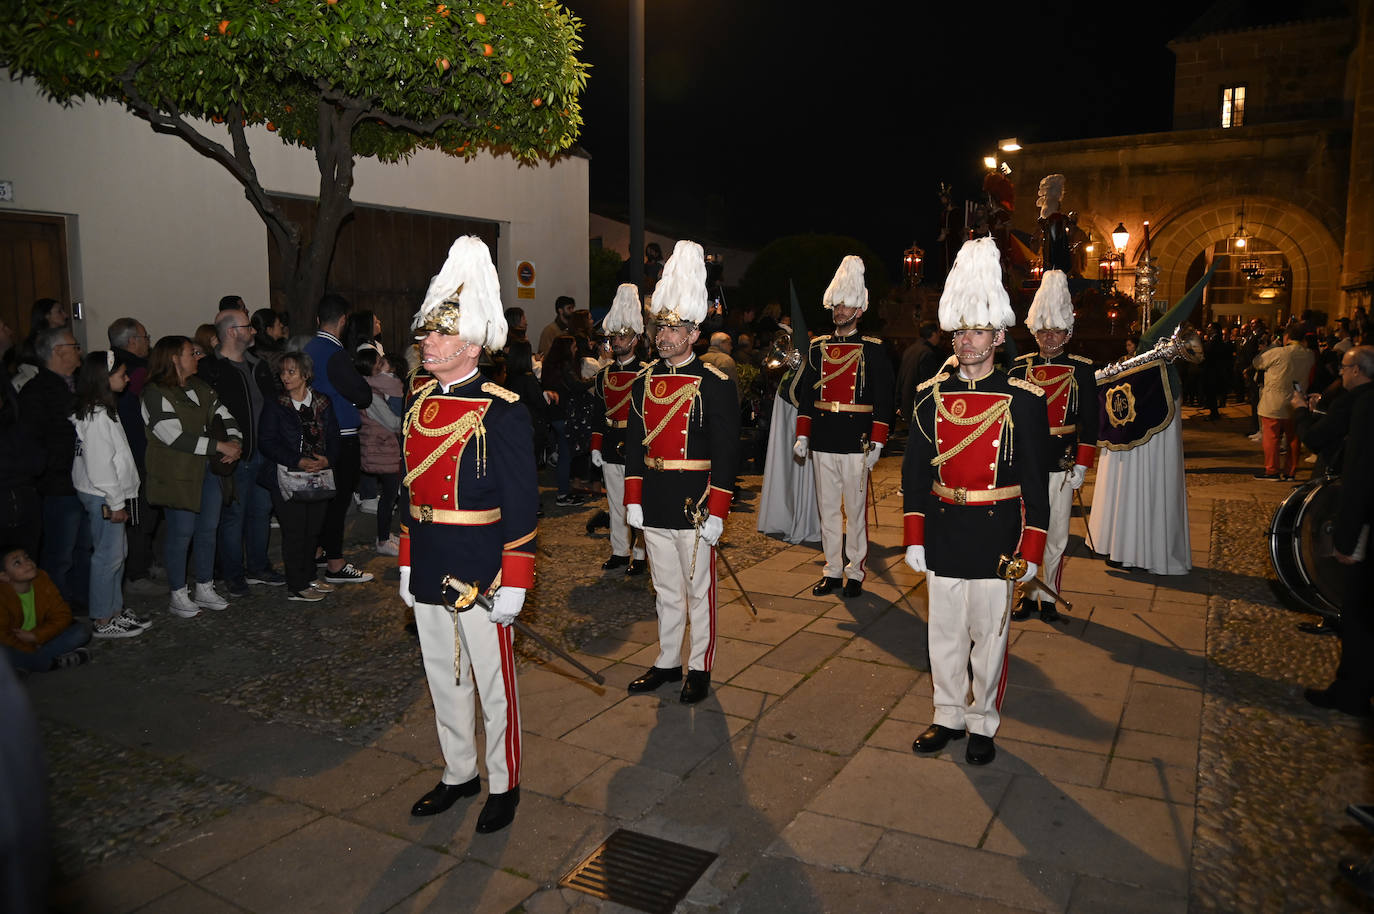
[{"xmin": 1267, "ymin": 476, "xmax": 1344, "ymax": 620}]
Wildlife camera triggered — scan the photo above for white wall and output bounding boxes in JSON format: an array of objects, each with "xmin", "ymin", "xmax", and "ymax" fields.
[{"xmin": 0, "ymin": 74, "xmax": 587, "ymax": 345}]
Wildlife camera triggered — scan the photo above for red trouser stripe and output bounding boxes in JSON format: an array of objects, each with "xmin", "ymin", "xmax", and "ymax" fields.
[
  {"xmin": 498, "ymin": 623, "xmax": 521, "ymax": 787},
  {"xmin": 704, "ymin": 548, "xmax": 717, "ymax": 671}
]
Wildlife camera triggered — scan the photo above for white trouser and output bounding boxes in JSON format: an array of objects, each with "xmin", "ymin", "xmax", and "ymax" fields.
[
  {"xmin": 602, "ymin": 463, "xmax": 645, "ymax": 560},
  {"xmin": 642, "ymin": 526, "xmax": 717, "ymax": 672},
  {"xmin": 813, "ymin": 451, "xmax": 869, "ymax": 583},
  {"xmin": 414, "ymin": 599, "xmax": 521, "ymax": 793},
  {"xmin": 926, "ymin": 573, "xmax": 1013, "ymax": 738},
  {"xmin": 1027, "ymin": 469, "xmax": 1072, "ymax": 604}
]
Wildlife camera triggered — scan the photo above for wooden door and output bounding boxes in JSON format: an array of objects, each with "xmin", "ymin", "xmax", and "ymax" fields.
[{"xmin": 0, "ymin": 213, "xmax": 70, "ymax": 338}]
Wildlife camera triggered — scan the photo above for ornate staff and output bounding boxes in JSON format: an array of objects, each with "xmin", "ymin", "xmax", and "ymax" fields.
[
  {"xmin": 994, "ymin": 554, "xmax": 1074, "ymax": 635},
  {"xmin": 684, "ymin": 498, "xmax": 758, "ymax": 617}
]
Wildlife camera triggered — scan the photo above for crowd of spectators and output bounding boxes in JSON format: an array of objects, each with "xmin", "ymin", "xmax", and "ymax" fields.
[{"xmin": 0, "ymin": 293, "xmax": 396, "ymax": 674}]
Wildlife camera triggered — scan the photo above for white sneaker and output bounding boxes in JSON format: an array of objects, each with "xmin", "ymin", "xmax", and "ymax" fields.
[
  {"xmin": 310, "ymin": 579, "xmax": 337, "ymax": 593},
  {"xmin": 358, "ymin": 497, "xmax": 379, "ymax": 515},
  {"xmin": 117, "ymin": 607, "xmax": 153, "ymax": 630},
  {"xmin": 93, "ymin": 615, "xmax": 145, "ymax": 639},
  {"xmin": 375, "ymin": 538, "xmax": 400, "ymax": 556},
  {"xmin": 169, "ymin": 588, "xmax": 201, "ymax": 618},
  {"xmin": 193, "ymin": 582, "xmax": 230, "ymax": 610}
]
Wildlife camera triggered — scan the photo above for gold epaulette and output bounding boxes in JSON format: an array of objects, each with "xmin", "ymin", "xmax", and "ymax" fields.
[
  {"xmin": 1067, "ymin": 353, "xmax": 1094, "ymax": 364},
  {"xmin": 701, "ymin": 362, "xmax": 729, "ymax": 381},
  {"xmin": 811, "ymin": 335, "xmax": 831, "ymax": 347},
  {"xmin": 917, "ymin": 371, "xmax": 949, "ymax": 392},
  {"xmin": 862, "ymin": 335, "xmax": 882, "ymax": 345},
  {"xmin": 1008, "ymin": 376, "xmax": 1046, "ymax": 397},
  {"xmin": 641, "ymin": 358, "xmax": 661, "ymax": 371},
  {"xmin": 1014, "ymin": 352, "xmax": 1034, "ymax": 362},
  {"xmin": 481, "ymin": 381, "xmax": 520, "ymax": 403}
]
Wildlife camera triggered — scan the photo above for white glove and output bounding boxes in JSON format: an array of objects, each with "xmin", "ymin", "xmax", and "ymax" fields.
[
  {"xmin": 626, "ymin": 503, "xmax": 644, "ymax": 529},
  {"xmin": 591, "ymin": 449, "xmax": 604, "ymax": 468},
  {"xmin": 793, "ymin": 436, "xmax": 809, "ymax": 460},
  {"xmin": 1067, "ymin": 464, "xmax": 1086, "ymax": 490},
  {"xmin": 1017, "ymin": 561, "xmax": 1039, "ymax": 584},
  {"xmin": 489, "ymin": 586, "xmax": 525, "ymax": 627},
  {"xmin": 864, "ymin": 441, "xmax": 883, "ymax": 471},
  {"xmin": 699, "ymin": 515, "xmax": 723, "ymax": 546},
  {"xmin": 904, "ymin": 545, "xmax": 927, "ymax": 573},
  {"xmin": 399, "ymin": 566, "xmax": 414, "ymax": 609}
]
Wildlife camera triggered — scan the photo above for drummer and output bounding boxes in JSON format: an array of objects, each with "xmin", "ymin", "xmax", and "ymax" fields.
[{"xmin": 1292, "ymin": 346, "xmax": 1374, "ymax": 477}]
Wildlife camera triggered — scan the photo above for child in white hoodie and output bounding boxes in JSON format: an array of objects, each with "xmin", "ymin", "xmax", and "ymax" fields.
[{"xmin": 72, "ymin": 351, "xmax": 149, "ymax": 639}]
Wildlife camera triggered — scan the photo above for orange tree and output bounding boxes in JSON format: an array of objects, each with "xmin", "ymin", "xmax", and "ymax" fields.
[{"xmin": 0, "ymin": 0, "xmax": 588, "ymax": 325}]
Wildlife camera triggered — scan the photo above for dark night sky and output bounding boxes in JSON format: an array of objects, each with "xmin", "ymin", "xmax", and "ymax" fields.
[{"xmin": 565, "ymin": 1, "xmax": 1211, "ymax": 275}]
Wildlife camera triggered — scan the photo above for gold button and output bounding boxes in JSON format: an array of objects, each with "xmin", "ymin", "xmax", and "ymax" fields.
[
  {"xmin": 441, "ymin": 493, "xmax": 449, "ymax": 501},
  {"xmin": 445, "ymin": 475, "xmax": 452, "ymax": 481}
]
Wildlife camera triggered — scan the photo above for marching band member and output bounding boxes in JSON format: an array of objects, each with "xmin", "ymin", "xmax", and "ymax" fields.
[
  {"xmin": 1008, "ymin": 270, "xmax": 1097, "ymax": 622},
  {"xmin": 903, "ymin": 236, "xmax": 1050, "ymax": 766},
  {"xmin": 624, "ymin": 241, "xmax": 739, "ymax": 704},
  {"xmin": 591, "ymin": 284, "xmax": 649, "ymax": 577},
  {"xmin": 400, "ymin": 236, "xmax": 537, "ymax": 833},
  {"xmin": 792, "ymin": 255, "xmax": 895, "ymax": 598}
]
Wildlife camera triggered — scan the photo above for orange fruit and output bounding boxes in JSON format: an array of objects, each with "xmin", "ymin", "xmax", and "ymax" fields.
[
  {"xmin": 501, "ymin": 71, "xmax": 512, "ymax": 84},
  {"xmin": 532, "ymin": 97, "xmax": 542, "ymax": 107},
  {"xmin": 266, "ymin": 122, "xmax": 276, "ymax": 131},
  {"xmin": 475, "ymin": 12, "xmax": 487, "ymax": 24},
  {"xmin": 437, "ymin": 58, "xmax": 449, "ymax": 71},
  {"xmin": 218, "ymin": 19, "xmax": 229, "ymax": 34},
  {"xmin": 483, "ymin": 43, "xmax": 493, "ymax": 56}
]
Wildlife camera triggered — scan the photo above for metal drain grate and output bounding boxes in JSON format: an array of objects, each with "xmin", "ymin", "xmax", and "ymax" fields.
[{"xmin": 559, "ymin": 828, "xmax": 718, "ymax": 914}]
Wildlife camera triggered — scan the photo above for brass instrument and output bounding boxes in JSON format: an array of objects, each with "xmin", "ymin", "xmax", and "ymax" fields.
[
  {"xmin": 763, "ymin": 326, "xmax": 801, "ymax": 371},
  {"xmin": 1095, "ymin": 322, "xmax": 1204, "ymax": 381}
]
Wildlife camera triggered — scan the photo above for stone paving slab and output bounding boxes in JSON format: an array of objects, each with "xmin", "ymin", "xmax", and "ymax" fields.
[
  {"xmin": 386, "ymin": 860, "xmax": 539, "ymax": 913},
  {"xmin": 199, "ymin": 815, "xmax": 456, "ymax": 914},
  {"xmin": 151, "ymin": 797, "xmax": 322, "ymax": 881},
  {"xmin": 807, "ymin": 746, "xmax": 1013, "ymax": 847},
  {"xmin": 559, "ymin": 698, "xmax": 748, "ymax": 775},
  {"xmin": 51, "ymin": 857, "xmax": 187, "ymax": 914},
  {"xmin": 135, "ymin": 884, "xmax": 248, "ymax": 914},
  {"xmin": 754, "ymin": 657, "xmax": 916, "ymax": 755},
  {"xmin": 981, "ymin": 778, "xmax": 1192, "ymax": 895}
]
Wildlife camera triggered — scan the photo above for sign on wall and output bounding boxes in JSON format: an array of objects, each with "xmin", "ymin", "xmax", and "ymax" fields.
[{"xmin": 516, "ymin": 260, "xmax": 536, "ymax": 300}]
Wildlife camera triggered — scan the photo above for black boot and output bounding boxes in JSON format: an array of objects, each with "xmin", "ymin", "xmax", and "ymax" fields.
[{"xmin": 475, "ymin": 787, "xmax": 520, "ymax": 833}]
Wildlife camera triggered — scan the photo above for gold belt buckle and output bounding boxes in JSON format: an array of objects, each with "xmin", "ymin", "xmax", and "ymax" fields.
[
  {"xmin": 652, "ymin": 456, "xmax": 664, "ymax": 471},
  {"xmin": 831, "ymin": 401, "xmax": 841, "ymax": 412},
  {"xmin": 953, "ymin": 487, "xmax": 968, "ymax": 506},
  {"xmin": 420, "ymin": 505, "xmax": 434, "ymax": 523}
]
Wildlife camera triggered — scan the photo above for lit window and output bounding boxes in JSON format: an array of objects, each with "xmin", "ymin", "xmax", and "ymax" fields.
[{"xmin": 1221, "ymin": 85, "xmax": 1246, "ymax": 128}]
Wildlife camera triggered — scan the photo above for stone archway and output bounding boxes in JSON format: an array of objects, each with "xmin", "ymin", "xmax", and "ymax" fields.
[{"xmin": 1145, "ymin": 196, "xmax": 1342, "ymax": 317}]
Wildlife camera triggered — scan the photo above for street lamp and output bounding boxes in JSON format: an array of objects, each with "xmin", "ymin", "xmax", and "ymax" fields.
[
  {"xmin": 902, "ymin": 244, "xmax": 925, "ymax": 288},
  {"xmin": 1111, "ymin": 222, "xmax": 1130, "ymax": 255}
]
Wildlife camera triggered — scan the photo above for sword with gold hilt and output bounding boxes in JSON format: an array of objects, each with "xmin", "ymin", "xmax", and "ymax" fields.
[
  {"xmin": 684, "ymin": 497, "xmax": 758, "ymax": 616},
  {"xmin": 994, "ymin": 554, "xmax": 1074, "ymax": 635},
  {"xmin": 440, "ymin": 575, "xmax": 606, "ymax": 685},
  {"xmin": 861, "ymin": 432, "xmax": 879, "ymax": 527}
]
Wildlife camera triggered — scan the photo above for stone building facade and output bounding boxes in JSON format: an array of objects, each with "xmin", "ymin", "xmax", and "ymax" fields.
[{"xmin": 1010, "ymin": 1, "xmax": 1373, "ymax": 325}]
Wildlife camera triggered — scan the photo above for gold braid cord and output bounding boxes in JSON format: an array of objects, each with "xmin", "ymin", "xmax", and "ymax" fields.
[
  {"xmin": 641, "ymin": 374, "xmax": 701, "ymax": 448},
  {"xmin": 603, "ymin": 374, "xmax": 636, "ymax": 420},
  {"xmin": 1034, "ymin": 370, "xmax": 1076, "ymax": 416},
  {"xmin": 814, "ymin": 345, "xmax": 865, "ymax": 394},
  {"xmin": 402, "ymin": 391, "xmax": 488, "ymax": 486},
  {"xmin": 930, "ymin": 384, "xmax": 1014, "ymax": 467}
]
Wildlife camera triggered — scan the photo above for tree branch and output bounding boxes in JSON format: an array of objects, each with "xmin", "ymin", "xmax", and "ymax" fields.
[{"xmin": 315, "ymin": 78, "xmax": 475, "ymax": 136}]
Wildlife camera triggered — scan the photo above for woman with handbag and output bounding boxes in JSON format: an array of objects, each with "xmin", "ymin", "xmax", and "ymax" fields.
[
  {"xmin": 142, "ymin": 337, "xmax": 243, "ymax": 618},
  {"xmin": 72, "ymin": 350, "xmax": 150, "ymax": 639},
  {"xmin": 257, "ymin": 351, "xmax": 341, "ymax": 602}
]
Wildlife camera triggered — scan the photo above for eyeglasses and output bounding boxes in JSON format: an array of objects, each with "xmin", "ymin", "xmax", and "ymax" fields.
[
  {"xmin": 54, "ymin": 342, "xmax": 81, "ymax": 350},
  {"xmin": 230, "ymin": 324, "xmax": 251, "ymax": 331}
]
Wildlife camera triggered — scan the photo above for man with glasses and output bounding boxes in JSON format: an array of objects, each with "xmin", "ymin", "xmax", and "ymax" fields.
[
  {"xmin": 108, "ymin": 318, "xmax": 161, "ymax": 592},
  {"xmin": 19, "ymin": 327, "xmax": 91, "ymax": 609},
  {"xmin": 1293, "ymin": 346, "xmax": 1374, "ymax": 477},
  {"xmin": 201, "ymin": 309, "xmax": 282, "ymax": 594},
  {"xmin": 623, "ymin": 241, "xmax": 739, "ymax": 705}
]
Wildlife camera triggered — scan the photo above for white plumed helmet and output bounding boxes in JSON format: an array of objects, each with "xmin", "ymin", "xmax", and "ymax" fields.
[
  {"xmin": 650, "ymin": 240, "xmax": 708, "ymax": 326},
  {"xmin": 1025, "ymin": 269, "xmax": 1074, "ymax": 332},
  {"xmin": 938, "ymin": 236, "xmax": 1014, "ymax": 331},
  {"xmin": 602, "ymin": 283, "xmax": 644, "ymax": 335},
  {"xmin": 412, "ymin": 236, "xmax": 507, "ymax": 351},
  {"xmin": 823, "ymin": 255, "xmax": 869, "ymax": 313}
]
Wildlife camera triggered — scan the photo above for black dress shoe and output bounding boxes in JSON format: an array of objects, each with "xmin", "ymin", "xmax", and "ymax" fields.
[
  {"xmin": 1010, "ymin": 597, "xmax": 1035, "ymax": 622},
  {"xmin": 1038, "ymin": 601, "xmax": 1063, "ymax": 623},
  {"xmin": 1305, "ymin": 686, "xmax": 1373, "ymax": 717},
  {"xmin": 680, "ymin": 670, "xmax": 710, "ymax": 704},
  {"xmin": 602, "ymin": 554, "xmax": 630, "ymax": 571},
  {"xmin": 811, "ymin": 576, "xmax": 842, "ymax": 596},
  {"xmin": 410, "ymin": 776, "xmax": 480, "ymax": 817},
  {"xmin": 1104, "ymin": 559, "xmax": 1145, "ymax": 572},
  {"xmin": 966, "ymin": 733, "xmax": 996, "ymax": 765},
  {"xmin": 628, "ymin": 666, "xmax": 683, "ymax": 693},
  {"xmin": 842, "ymin": 579, "xmax": 863, "ymax": 598},
  {"xmin": 912, "ymin": 723, "xmax": 965, "ymax": 754},
  {"xmin": 585, "ymin": 510, "xmax": 610, "ymax": 534},
  {"xmin": 1297, "ymin": 619, "xmax": 1340, "ymax": 636},
  {"xmin": 625, "ymin": 558, "xmax": 647, "ymax": 577},
  {"xmin": 475, "ymin": 787, "xmax": 520, "ymax": 833}
]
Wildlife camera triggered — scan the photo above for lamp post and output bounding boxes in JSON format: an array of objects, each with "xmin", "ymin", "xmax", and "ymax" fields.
[
  {"xmin": 628, "ymin": 0, "xmax": 645, "ymax": 288},
  {"xmin": 902, "ymin": 244, "xmax": 925, "ymax": 288}
]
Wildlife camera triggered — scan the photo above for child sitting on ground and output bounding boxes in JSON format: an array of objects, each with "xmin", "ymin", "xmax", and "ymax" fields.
[{"xmin": 1, "ymin": 545, "xmax": 91, "ymax": 673}]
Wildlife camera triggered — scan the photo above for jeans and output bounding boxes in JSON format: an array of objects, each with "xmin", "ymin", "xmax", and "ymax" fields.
[
  {"xmin": 217, "ymin": 451, "xmax": 273, "ymax": 582},
  {"xmin": 77, "ymin": 491, "xmax": 128, "ymax": 622},
  {"xmin": 5, "ymin": 621, "xmax": 91, "ymax": 673},
  {"xmin": 163, "ymin": 470, "xmax": 223, "ymax": 592},
  {"xmin": 40, "ymin": 493, "xmax": 91, "ymax": 607},
  {"xmin": 550, "ymin": 419, "xmax": 572, "ymax": 496},
  {"xmin": 372, "ymin": 471, "xmax": 401, "ymax": 542}
]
